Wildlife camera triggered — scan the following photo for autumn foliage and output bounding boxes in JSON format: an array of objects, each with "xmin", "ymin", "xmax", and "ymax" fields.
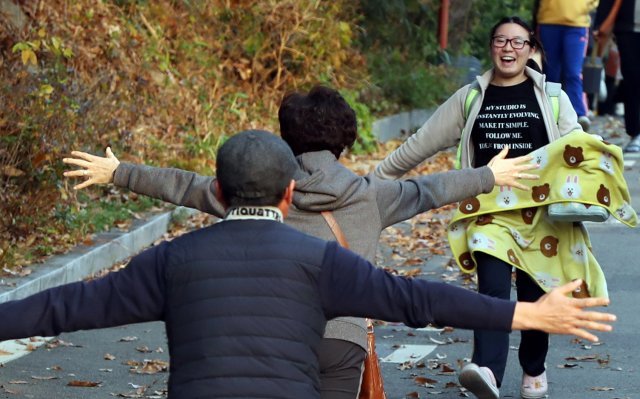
[{"xmin": 0, "ymin": 0, "xmax": 366, "ymax": 270}]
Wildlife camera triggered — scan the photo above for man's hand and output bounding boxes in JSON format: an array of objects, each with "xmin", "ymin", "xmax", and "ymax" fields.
[
  {"xmin": 512, "ymin": 279, "xmax": 616, "ymax": 342},
  {"xmin": 63, "ymin": 147, "xmax": 120, "ymax": 190},
  {"xmin": 487, "ymin": 146, "xmax": 539, "ymax": 191}
]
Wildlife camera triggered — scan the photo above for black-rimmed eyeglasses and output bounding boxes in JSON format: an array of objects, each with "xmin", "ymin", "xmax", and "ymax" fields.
[{"xmin": 492, "ymin": 36, "xmax": 530, "ymax": 49}]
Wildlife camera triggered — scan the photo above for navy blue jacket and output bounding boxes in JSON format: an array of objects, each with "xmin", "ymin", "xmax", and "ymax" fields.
[{"xmin": 0, "ymin": 220, "xmax": 515, "ymax": 398}]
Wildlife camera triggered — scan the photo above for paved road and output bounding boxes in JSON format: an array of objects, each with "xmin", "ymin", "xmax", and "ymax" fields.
[
  {"xmin": 0, "ymin": 119, "xmax": 638, "ymax": 399},
  {"xmin": 377, "ymin": 211, "xmax": 640, "ymax": 398}
]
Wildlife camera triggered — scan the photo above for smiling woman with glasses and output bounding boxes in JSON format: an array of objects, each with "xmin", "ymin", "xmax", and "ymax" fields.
[
  {"xmin": 375, "ymin": 15, "xmax": 590, "ymax": 399},
  {"xmin": 491, "ymin": 36, "xmax": 531, "ymax": 49}
]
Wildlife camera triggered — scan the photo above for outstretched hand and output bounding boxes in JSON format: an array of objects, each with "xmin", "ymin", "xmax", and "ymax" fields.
[
  {"xmin": 63, "ymin": 147, "xmax": 120, "ymax": 190},
  {"xmin": 487, "ymin": 146, "xmax": 539, "ymax": 191},
  {"xmin": 512, "ymin": 279, "xmax": 616, "ymax": 342}
]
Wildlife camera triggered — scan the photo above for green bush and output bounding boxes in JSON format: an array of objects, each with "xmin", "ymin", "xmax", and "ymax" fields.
[{"xmin": 357, "ymin": 0, "xmax": 535, "ymax": 111}]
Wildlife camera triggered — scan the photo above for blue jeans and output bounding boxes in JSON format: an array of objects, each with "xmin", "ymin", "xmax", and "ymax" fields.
[{"xmin": 539, "ymin": 24, "xmax": 589, "ymax": 117}]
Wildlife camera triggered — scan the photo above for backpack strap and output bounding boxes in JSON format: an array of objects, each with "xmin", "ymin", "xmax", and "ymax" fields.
[
  {"xmin": 545, "ymin": 81, "xmax": 561, "ymax": 125},
  {"xmin": 463, "ymin": 81, "xmax": 481, "ymax": 120},
  {"xmin": 456, "ymin": 81, "xmax": 481, "ymax": 169}
]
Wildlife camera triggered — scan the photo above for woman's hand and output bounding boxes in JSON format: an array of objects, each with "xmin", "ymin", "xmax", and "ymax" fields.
[
  {"xmin": 63, "ymin": 147, "xmax": 120, "ymax": 190},
  {"xmin": 487, "ymin": 146, "xmax": 539, "ymax": 191},
  {"xmin": 512, "ymin": 279, "xmax": 616, "ymax": 342}
]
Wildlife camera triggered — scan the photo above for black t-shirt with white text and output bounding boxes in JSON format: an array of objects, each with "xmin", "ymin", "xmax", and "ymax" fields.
[{"xmin": 471, "ymin": 79, "xmax": 548, "ymax": 167}]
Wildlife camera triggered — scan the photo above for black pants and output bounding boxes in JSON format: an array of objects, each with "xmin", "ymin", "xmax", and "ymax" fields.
[
  {"xmin": 318, "ymin": 338, "xmax": 367, "ymax": 399},
  {"xmin": 617, "ymin": 31, "xmax": 640, "ymax": 138},
  {"xmin": 472, "ymin": 252, "xmax": 548, "ymax": 387},
  {"xmin": 598, "ymin": 76, "xmax": 624, "ymax": 116}
]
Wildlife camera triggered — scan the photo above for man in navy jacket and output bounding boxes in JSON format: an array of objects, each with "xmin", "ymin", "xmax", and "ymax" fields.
[{"xmin": 0, "ymin": 131, "xmax": 615, "ymax": 399}]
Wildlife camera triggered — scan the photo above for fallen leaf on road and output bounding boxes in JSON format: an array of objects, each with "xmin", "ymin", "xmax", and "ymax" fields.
[
  {"xmin": 45, "ymin": 339, "xmax": 78, "ymax": 349},
  {"xmin": 67, "ymin": 380, "xmax": 101, "ymax": 387},
  {"xmin": 0, "ymin": 349, "xmax": 13, "ymax": 356},
  {"xmin": 397, "ymin": 361, "xmax": 415, "ymax": 370},
  {"xmin": 445, "ymin": 382, "xmax": 458, "ymax": 388},
  {"xmin": 104, "ymin": 353, "xmax": 116, "ymax": 360},
  {"xmin": 115, "ymin": 393, "xmax": 144, "ymax": 398},
  {"xmin": 31, "ymin": 375, "xmax": 58, "ymax": 380},
  {"xmin": 414, "ymin": 376, "xmax": 438, "ymax": 385},
  {"xmin": 597, "ymin": 355, "xmax": 610, "ymax": 367},
  {"xmin": 565, "ymin": 354, "xmax": 598, "ymax": 361},
  {"xmin": 123, "ymin": 360, "xmax": 142, "ymax": 366},
  {"xmin": 403, "ymin": 258, "xmax": 424, "ymax": 266},
  {"xmin": 8, "ymin": 380, "xmax": 28, "ymax": 384},
  {"xmin": 438, "ymin": 364, "xmax": 456, "ymax": 375},
  {"xmin": 131, "ymin": 359, "xmax": 169, "ymax": 374},
  {"xmin": 99, "ymin": 368, "xmax": 112, "ymax": 372},
  {"xmin": 405, "ymin": 392, "xmax": 419, "ymax": 398},
  {"xmin": 557, "ymin": 363, "xmax": 579, "ymax": 368},
  {"xmin": 590, "ymin": 387, "xmax": 614, "ymax": 391},
  {"xmin": 119, "ymin": 336, "xmax": 138, "ymax": 342},
  {"xmin": 136, "ymin": 346, "xmax": 152, "ymax": 353},
  {"xmin": 398, "ymin": 267, "xmax": 422, "ymax": 277}
]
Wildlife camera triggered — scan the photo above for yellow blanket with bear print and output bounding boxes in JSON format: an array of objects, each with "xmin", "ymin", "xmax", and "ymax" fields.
[{"xmin": 448, "ymin": 131, "xmax": 637, "ymax": 299}]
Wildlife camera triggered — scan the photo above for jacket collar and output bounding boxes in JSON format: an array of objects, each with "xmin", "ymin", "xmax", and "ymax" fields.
[{"xmin": 476, "ymin": 66, "xmax": 545, "ymax": 92}]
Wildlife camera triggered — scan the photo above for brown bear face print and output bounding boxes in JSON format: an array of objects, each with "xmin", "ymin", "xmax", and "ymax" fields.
[
  {"xmin": 597, "ymin": 184, "xmax": 611, "ymax": 206},
  {"xmin": 540, "ymin": 235, "xmax": 559, "ymax": 257},
  {"xmin": 571, "ymin": 280, "xmax": 590, "ymax": 298},
  {"xmin": 476, "ymin": 214, "xmax": 494, "ymax": 226},
  {"xmin": 521, "ymin": 207, "xmax": 538, "ymax": 224},
  {"xmin": 459, "ymin": 197, "xmax": 480, "ymax": 214},
  {"xmin": 531, "ymin": 183, "xmax": 550, "ymax": 203},
  {"xmin": 563, "ymin": 144, "xmax": 584, "ymax": 167},
  {"xmin": 458, "ymin": 252, "xmax": 475, "ymax": 271},
  {"xmin": 507, "ymin": 249, "xmax": 520, "ymax": 266}
]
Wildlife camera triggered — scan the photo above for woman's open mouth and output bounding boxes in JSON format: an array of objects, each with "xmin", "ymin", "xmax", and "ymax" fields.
[{"xmin": 500, "ymin": 56, "xmax": 516, "ymax": 66}]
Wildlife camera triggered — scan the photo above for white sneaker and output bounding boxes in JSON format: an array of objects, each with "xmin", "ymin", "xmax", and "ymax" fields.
[
  {"xmin": 578, "ymin": 115, "xmax": 591, "ymax": 132},
  {"xmin": 459, "ymin": 363, "xmax": 499, "ymax": 399},
  {"xmin": 520, "ymin": 371, "xmax": 548, "ymax": 398},
  {"xmin": 624, "ymin": 135, "xmax": 640, "ymax": 153}
]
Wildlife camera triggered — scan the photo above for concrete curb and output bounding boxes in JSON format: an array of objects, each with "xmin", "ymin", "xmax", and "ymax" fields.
[
  {"xmin": 0, "ymin": 207, "xmax": 197, "ymax": 304},
  {"xmin": 372, "ymin": 108, "xmax": 433, "ymax": 143}
]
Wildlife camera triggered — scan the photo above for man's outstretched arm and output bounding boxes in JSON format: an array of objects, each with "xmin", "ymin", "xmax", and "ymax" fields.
[
  {"xmin": 320, "ymin": 242, "xmax": 615, "ymax": 342},
  {"xmin": 0, "ymin": 243, "xmax": 167, "ymax": 341}
]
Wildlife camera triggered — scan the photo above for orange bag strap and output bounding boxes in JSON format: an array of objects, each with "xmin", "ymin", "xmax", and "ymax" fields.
[{"xmin": 320, "ymin": 211, "xmax": 349, "ymax": 249}]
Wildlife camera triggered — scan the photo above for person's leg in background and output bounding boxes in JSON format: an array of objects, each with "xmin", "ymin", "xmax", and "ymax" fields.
[
  {"xmin": 598, "ymin": 43, "xmax": 621, "ymax": 115},
  {"xmin": 616, "ymin": 31, "xmax": 640, "ymax": 153},
  {"xmin": 561, "ymin": 26, "xmax": 590, "ymax": 129},
  {"xmin": 318, "ymin": 338, "xmax": 366, "ymax": 399},
  {"xmin": 538, "ymin": 24, "xmax": 563, "ymax": 84}
]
